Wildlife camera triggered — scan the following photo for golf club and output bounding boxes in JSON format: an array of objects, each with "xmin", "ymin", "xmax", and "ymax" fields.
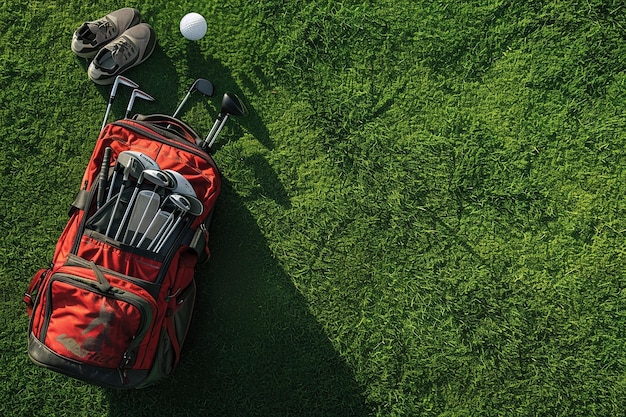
[
  {"xmin": 152, "ymin": 194, "xmax": 203, "ymax": 253},
  {"xmin": 201, "ymin": 92, "xmax": 247, "ymax": 150},
  {"xmin": 136, "ymin": 210, "xmax": 171, "ymax": 250},
  {"xmin": 122, "ymin": 190, "xmax": 161, "ymax": 245},
  {"xmin": 142, "ymin": 194, "xmax": 191, "ymax": 251},
  {"xmin": 101, "ymin": 76, "xmax": 139, "ymax": 131},
  {"xmin": 126, "ymin": 171, "xmax": 176, "ymax": 246},
  {"xmin": 137, "ymin": 194, "xmax": 178, "ymax": 249},
  {"xmin": 162, "ymin": 169, "xmax": 197, "ymax": 198},
  {"xmin": 104, "ymin": 152, "xmax": 160, "ymax": 238},
  {"xmin": 125, "ymin": 89, "xmax": 155, "ymax": 119},
  {"xmin": 106, "ymin": 151, "xmax": 160, "ymax": 202},
  {"xmin": 172, "ymin": 78, "xmax": 214, "ymax": 118},
  {"xmin": 115, "ymin": 169, "xmax": 172, "ymax": 241}
]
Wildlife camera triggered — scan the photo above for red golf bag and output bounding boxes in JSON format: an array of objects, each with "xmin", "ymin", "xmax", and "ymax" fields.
[{"xmin": 24, "ymin": 114, "xmax": 220, "ymax": 388}]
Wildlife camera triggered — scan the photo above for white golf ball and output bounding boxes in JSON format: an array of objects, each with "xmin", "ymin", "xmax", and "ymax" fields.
[{"xmin": 180, "ymin": 13, "xmax": 207, "ymax": 41}]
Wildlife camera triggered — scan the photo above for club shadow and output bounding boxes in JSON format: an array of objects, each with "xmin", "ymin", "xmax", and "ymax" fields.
[
  {"xmin": 105, "ymin": 179, "xmax": 370, "ymax": 416},
  {"xmin": 181, "ymin": 41, "xmax": 274, "ymax": 151}
]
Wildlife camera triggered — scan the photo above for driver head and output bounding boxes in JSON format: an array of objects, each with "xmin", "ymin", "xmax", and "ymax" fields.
[{"xmin": 220, "ymin": 92, "xmax": 247, "ymax": 116}]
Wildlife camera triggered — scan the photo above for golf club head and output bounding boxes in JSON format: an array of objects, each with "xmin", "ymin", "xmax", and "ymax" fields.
[
  {"xmin": 170, "ymin": 194, "xmax": 192, "ymax": 212},
  {"xmin": 173, "ymin": 79, "xmax": 214, "ymax": 118},
  {"xmin": 140, "ymin": 169, "xmax": 174, "ymax": 189},
  {"xmin": 133, "ymin": 89, "xmax": 156, "ymax": 103},
  {"xmin": 111, "ymin": 76, "xmax": 139, "ymax": 98},
  {"xmin": 194, "ymin": 79, "xmax": 214, "ymax": 97},
  {"xmin": 116, "ymin": 151, "xmax": 160, "ymax": 178},
  {"xmin": 162, "ymin": 169, "xmax": 197, "ymax": 198},
  {"xmin": 170, "ymin": 193, "xmax": 204, "ymax": 217},
  {"xmin": 220, "ymin": 92, "xmax": 247, "ymax": 116},
  {"xmin": 113, "ymin": 151, "xmax": 160, "ymax": 184},
  {"xmin": 126, "ymin": 89, "xmax": 155, "ymax": 118},
  {"xmin": 187, "ymin": 196, "xmax": 204, "ymax": 216}
]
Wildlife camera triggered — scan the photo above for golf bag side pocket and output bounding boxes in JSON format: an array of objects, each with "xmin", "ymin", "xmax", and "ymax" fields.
[{"xmin": 138, "ymin": 279, "xmax": 196, "ymax": 388}]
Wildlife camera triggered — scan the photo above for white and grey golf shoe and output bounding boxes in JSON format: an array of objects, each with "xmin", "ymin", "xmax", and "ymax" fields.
[
  {"xmin": 87, "ymin": 23, "xmax": 157, "ymax": 85},
  {"xmin": 71, "ymin": 8, "xmax": 141, "ymax": 58}
]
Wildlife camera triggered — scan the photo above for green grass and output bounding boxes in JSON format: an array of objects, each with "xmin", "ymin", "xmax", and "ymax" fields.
[{"xmin": 1, "ymin": 0, "xmax": 626, "ymax": 415}]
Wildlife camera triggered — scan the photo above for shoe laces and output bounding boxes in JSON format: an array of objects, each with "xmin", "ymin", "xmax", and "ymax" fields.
[
  {"xmin": 95, "ymin": 18, "xmax": 115, "ymax": 38},
  {"xmin": 110, "ymin": 37, "xmax": 136, "ymax": 63}
]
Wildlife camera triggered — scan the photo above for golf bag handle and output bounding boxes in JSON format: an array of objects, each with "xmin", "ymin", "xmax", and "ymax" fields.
[{"xmin": 133, "ymin": 114, "xmax": 202, "ymax": 146}]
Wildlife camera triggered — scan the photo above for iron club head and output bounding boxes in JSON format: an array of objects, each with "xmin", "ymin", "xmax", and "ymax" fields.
[
  {"xmin": 125, "ymin": 89, "xmax": 155, "ymax": 119},
  {"xmin": 111, "ymin": 75, "xmax": 139, "ymax": 100},
  {"xmin": 102, "ymin": 76, "xmax": 139, "ymax": 131}
]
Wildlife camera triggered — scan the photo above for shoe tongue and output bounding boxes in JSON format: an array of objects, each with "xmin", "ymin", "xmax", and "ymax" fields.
[
  {"xmin": 111, "ymin": 38, "xmax": 133, "ymax": 66},
  {"xmin": 77, "ymin": 23, "xmax": 97, "ymax": 42},
  {"xmin": 87, "ymin": 19, "xmax": 116, "ymax": 45},
  {"xmin": 97, "ymin": 40, "xmax": 130, "ymax": 73}
]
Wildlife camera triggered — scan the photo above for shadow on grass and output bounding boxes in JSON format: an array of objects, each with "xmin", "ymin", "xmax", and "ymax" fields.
[
  {"xmin": 180, "ymin": 41, "xmax": 274, "ymax": 151},
  {"xmin": 105, "ymin": 180, "xmax": 369, "ymax": 416},
  {"xmin": 104, "ymin": 42, "xmax": 368, "ymax": 416}
]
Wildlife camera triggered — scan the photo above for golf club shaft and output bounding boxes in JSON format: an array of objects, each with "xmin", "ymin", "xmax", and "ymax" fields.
[
  {"xmin": 172, "ymin": 91, "xmax": 192, "ymax": 118},
  {"xmin": 125, "ymin": 191, "xmax": 160, "ymax": 245},
  {"xmin": 128, "ymin": 188, "xmax": 161, "ymax": 246},
  {"xmin": 147, "ymin": 212, "xmax": 175, "ymax": 251},
  {"xmin": 101, "ymin": 98, "xmax": 113, "ymax": 131},
  {"xmin": 206, "ymin": 114, "xmax": 230, "ymax": 149},
  {"xmin": 137, "ymin": 209, "xmax": 169, "ymax": 248},
  {"xmin": 105, "ymin": 181, "xmax": 126, "ymax": 237},
  {"xmin": 202, "ymin": 117, "xmax": 223, "ymax": 148},
  {"xmin": 153, "ymin": 216, "xmax": 184, "ymax": 253},
  {"xmin": 106, "ymin": 169, "xmax": 118, "ymax": 202},
  {"xmin": 125, "ymin": 97, "xmax": 135, "ymax": 118},
  {"xmin": 115, "ymin": 187, "xmax": 140, "ymax": 241},
  {"xmin": 102, "ymin": 76, "xmax": 139, "ymax": 130}
]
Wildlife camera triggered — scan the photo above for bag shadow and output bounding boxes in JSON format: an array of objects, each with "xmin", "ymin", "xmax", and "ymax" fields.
[{"xmin": 105, "ymin": 180, "xmax": 370, "ymax": 416}]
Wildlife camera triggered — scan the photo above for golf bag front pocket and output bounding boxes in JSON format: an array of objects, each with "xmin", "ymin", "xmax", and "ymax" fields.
[{"xmin": 28, "ymin": 263, "xmax": 158, "ymax": 387}]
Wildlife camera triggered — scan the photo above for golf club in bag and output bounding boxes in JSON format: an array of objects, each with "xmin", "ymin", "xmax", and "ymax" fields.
[
  {"xmin": 25, "ymin": 77, "xmax": 246, "ymax": 389},
  {"xmin": 201, "ymin": 92, "xmax": 248, "ymax": 150}
]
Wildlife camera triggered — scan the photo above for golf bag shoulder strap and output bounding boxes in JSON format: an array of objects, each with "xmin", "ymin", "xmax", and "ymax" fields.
[{"xmin": 132, "ymin": 114, "xmax": 201, "ymax": 146}]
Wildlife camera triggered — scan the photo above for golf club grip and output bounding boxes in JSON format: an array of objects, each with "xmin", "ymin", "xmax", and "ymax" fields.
[{"xmin": 97, "ymin": 147, "xmax": 112, "ymax": 209}]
